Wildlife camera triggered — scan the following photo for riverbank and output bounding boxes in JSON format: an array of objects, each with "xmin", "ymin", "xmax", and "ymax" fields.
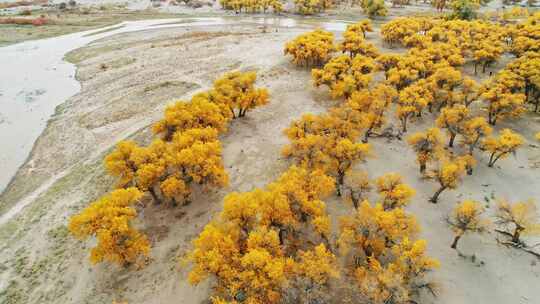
[{"xmin": 0, "ymin": 6, "xmax": 194, "ymax": 46}]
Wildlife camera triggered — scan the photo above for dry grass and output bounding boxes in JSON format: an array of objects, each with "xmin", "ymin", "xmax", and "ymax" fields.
[
  {"xmin": 0, "ymin": 0, "xmax": 47, "ymax": 9},
  {"xmin": 0, "ymin": 17, "xmax": 49, "ymax": 26}
]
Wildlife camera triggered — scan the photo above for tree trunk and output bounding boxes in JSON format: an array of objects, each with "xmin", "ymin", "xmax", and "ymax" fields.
[
  {"xmin": 448, "ymin": 133, "xmax": 456, "ymax": 148},
  {"xmin": 467, "ymin": 164, "xmax": 473, "ymax": 175},
  {"xmin": 488, "ymin": 111, "xmax": 497, "ymax": 125},
  {"xmin": 429, "ymin": 186, "xmax": 447, "ymax": 203},
  {"xmin": 488, "ymin": 152, "xmax": 499, "ymax": 167},
  {"xmin": 351, "ymin": 194, "xmax": 359, "ymax": 209},
  {"xmin": 363, "ymin": 127, "xmax": 372, "ymax": 143},
  {"xmin": 401, "ymin": 118, "xmax": 407, "ymax": 133},
  {"xmin": 420, "ymin": 162, "xmax": 426, "ymax": 174},
  {"xmin": 512, "ymin": 227, "xmax": 522, "ymax": 244},
  {"xmin": 149, "ymin": 188, "xmax": 160, "ymax": 204},
  {"xmin": 278, "ymin": 227, "xmax": 286, "ymax": 245},
  {"xmin": 451, "ymin": 234, "xmax": 461, "ymax": 249},
  {"xmin": 336, "ymin": 172, "xmax": 344, "ymax": 197}
]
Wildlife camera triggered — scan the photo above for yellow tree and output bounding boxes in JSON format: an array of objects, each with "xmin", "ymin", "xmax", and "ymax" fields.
[
  {"xmin": 448, "ymin": 200, "xmax": 490, "ymax": 250},
  {"xmin": 338, "ymin": 200, "xmax": 420, "ymax": 261},
  {"xmin": 427, "ymin": 65, "xmax": 463, "ymax": 112},
  {"xmin": 361, "ymin": 0, "xmax": 388, "ymax": 19},
  {"xmin": 397, "ymin": 79, "xmax": 433, "ymax": 132},
  {"xmin": 268, "ymin": 166, "xmax": 335, "ymax": 239},
  {"xmin": 461, "ymin": 76, "xmax": 479, "ymax": 107},
  {"xmin": 482, "ymin": 128, "xmax": 524, "ymax": 168},
  {"xmin": 495, "ymin": 199, "xmax": 540, "ymax": 244},
  {"xmin": 189, "ymin": 223, "xmax": 295, "ymax": 304},
  {"xmin": 375, "ymin": 173, "xmax": 415, "ymax": 210},
  {"xmin": 284, "ymin": 29, "xmax": 335, "ymax": 67},
  {"xmin": 282, "ymin": 112, "xmax": 355, "ymax": 170},
  {"xmin": 380, "ymin": 17, "xmax": 434, "ymax": 47},
  {"xmin": 209, "ymin": 71, "xmax": 270, "ymax": 118},
  {"xmin": 312, "ymin": 55, "xmax": 357, "ymax": 99},
  {"xmin": 407, "ymin": 127, "xmax": 445, "ymax": 174},
  {"xmin": 429, "ymin": 157, "xmax": 467, "ymax": 203},
  {"xmin": 376, "ymin": 53, "xmax": 401, "ymax": 80},
  {"xmin": 152, "ymin": 97, "xmax": 231, "ymax": 141},
  {"xmin": 104, "ymin": 140, "xmax": 144, "ymax": 189},
  {"xmin": 168, "ymin": 135, "xmax": 228, "ymax": 184},
  {"xmin": 387, "ymin": 55, "xmax": 431, "ymax": 91},
  {"xmin": 163, "ymin": 128, "xmax": 224, "ymax": 204},
  {"xmin": 387, "ymin": 238, "xmax": 440, "ymax": 296},
  {"xmin": 328, "ymin": 138, "xmax": 371, "ymax": 196},
  {"xmin": 270, "ymin": 0, "xmax": 283, "ymax": 13},
  {"xmin": 482, "ymin": 88, "xmax": 526, "ymax": 126},
  {"xmin": 345, "ymin": 19, "xmax": 373, "ymax": 38},
  {"xmin": 189, "ymin": 165, "xmax": 337, "ymax": 304},
  {"xmin": 435, "ymin": 104, "xmax": 469, "ymax": 147},
  {"xmin": 340, "ymin": 26, "xmax": 380, "ymax": 58},
  {"xmin": 459, "ymin": 116, "xmax": 492, "ymax": 156},
  {"xmin": 294, "ymin": 0, "xmax": 330, "ymax": 14},
  {"xmin": 473, "ymin": 40, "xmax": 504, "ymax": 74},
  {"xmin": 312, "ymin": 54, "xmax": 376, "ymax": 99},
  {"xmin": 104, "ymin": 139, "xmax": 167, "ymax": 202},
  {"xmin": 506, "ymin": 53, "xmax": 540, "ymax": 112},
  {"xmin": 295, "ymin": 243, "xmax": 339, "ymax": 286},
  {"xmin": 348, "ymin": 84, "xmax": 397, "ymax": 142},
  {"xmin": 68, "ymin": 188, "xmax": 150, "ymax": 266},
  {"xmin": 338, "ymin": 201, "xmax": 438, "ymax": 303},
  {"xmin": 343, "ymin": 170, "xmax": 372, "ymax": 209}
]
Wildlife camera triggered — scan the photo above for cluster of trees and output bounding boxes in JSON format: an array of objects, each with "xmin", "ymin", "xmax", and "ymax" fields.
[
  {"xmin": 189, "ymin": 166, "xmax": 437, "ymax": 304},
  {"xmin": 377, "ymin": 15, "xmax": 540, "ymax": 255},
  {"xmin": 69, "ymin": 71, "xmax": 269, "ymax": 266},
  {"xmin": 215, "ymin": 0, "xmax": 387, "ymax": 18},
  {"xmin": 294, "ymin": 0, "xmax": 333, "ymax": 15},
  {"xmin": 188, "ymin": 20, "xmax": 441, "ymax": 304},
  {"xmin": 68, "ymin": 12, "xmax": 540, "ymax": 302},
  {"xmin": 217, "ymin": 0, "xmax": 330, "ymax": 15},
  {"xmin": 189, "ymin": 166, "xmax": 338, "ymax": 304},
  {"xmin": 448, "ymin": 198, "xmax": 540, "ymax": 253},
  {"xmin": 283, "ymin": 18, "xmax": 531, "ymax": 205},
  {"xmin": 367, "ymin": 16, "xmax": 540, "ymax": 203},
  {"xmin": 219, "ymin": 0, "xmax": 283, "ymax": 13}
]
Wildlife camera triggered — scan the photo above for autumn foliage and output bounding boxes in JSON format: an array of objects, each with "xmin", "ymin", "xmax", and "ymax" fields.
[
  {"xmin": 339, "ymin": 201, "xmax": 439, "ymax": 303},
  {"xmin": 284, "ymin": 29, "xmax": 335, "ymax": 67},
  {"xmin": 482, "ymin": 128, "xmax": 524, "ymax": 167},
  {"xmin": 407, "ymin": 128, "xmax": 444, "ymax": 174},
  {"xmin": 189, "ymin": 166, "xmax": 337, "ymax": 303},
  {"xmin": 312, "ymin": 55, "xmax": 377, "ymax": 99},
  {"xmin": 219, "ymin": 0, "xmax": 283, "ymax": 13},
  {"xmin": 70, "ymin": 71, "xmax": 269, "ymax": 266},
  {"xmin": 68, "ymin": 188, "xmax": 150, "ymax": 266},
  {"xmin": 448, "ymin": 200, "xmax": 489, "ymax": 250},
  {"xmin": 495, "ymin": 199, "xmax": 540, "ymax": 244}
]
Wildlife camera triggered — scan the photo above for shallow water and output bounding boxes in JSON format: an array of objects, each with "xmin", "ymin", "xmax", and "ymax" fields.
[{"xmin": 0, "ymin": 16, "xmax": 351, "ymax": 193}]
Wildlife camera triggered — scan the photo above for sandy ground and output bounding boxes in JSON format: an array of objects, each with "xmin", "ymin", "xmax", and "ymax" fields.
[{"xmin": 1, "ymin": 6, "xmax": 540, "ymax": 304}]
